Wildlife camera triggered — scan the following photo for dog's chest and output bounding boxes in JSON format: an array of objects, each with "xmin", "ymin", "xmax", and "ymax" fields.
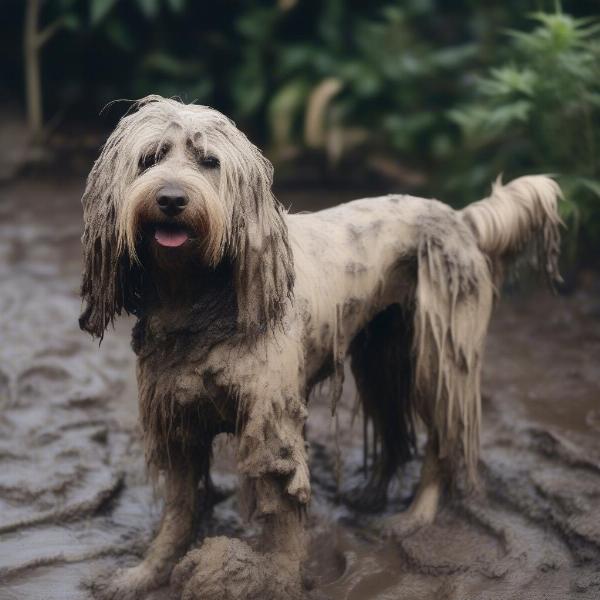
[{"xmin": 131, "ymin": 299, "xmax": 239, "ymax": 425}]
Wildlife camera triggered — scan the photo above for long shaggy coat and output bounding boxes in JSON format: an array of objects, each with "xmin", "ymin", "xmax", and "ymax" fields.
[{"xmin": 80, "ymin": 96, "xmax": 562, "ymax": 600}]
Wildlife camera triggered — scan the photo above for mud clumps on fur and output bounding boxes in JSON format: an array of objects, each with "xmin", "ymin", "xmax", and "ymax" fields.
[
  {"xmin": 345, "ymin": 261, "xmax": 367, "ymax": 276},
  {"xmin": 412, "ymin": 208, "xmax": 493, "ymax": 486},
  {"xmin": 171, "ymin": 537, "xmax": 304, "ymax": 600}
]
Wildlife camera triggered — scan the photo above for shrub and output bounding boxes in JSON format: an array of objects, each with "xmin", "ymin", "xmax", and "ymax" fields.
[{"xmin": 449, "ymin": 9, "xmax": 600, "ymax": 255}]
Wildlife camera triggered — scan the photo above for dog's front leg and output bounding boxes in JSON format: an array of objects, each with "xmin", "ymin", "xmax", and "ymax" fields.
[
  {"xmin": 93, "ymin": 464, "xmax": 200, "ymax": 600},
  {"xmin": 236, "ymin": 389, "xmax": 310, "ymax": 596},
  {"xmin": 169, "ymin": 397, "xmax": 310, "ymax": 600},
  {"xmin": 259, "ymin": 498, "xmax": 307, "ymax": 562}
]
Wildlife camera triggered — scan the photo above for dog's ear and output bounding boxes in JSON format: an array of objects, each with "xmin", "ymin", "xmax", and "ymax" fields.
[
  {"xmin": 79, "ymin": 141, "xmax": 142, "ymax": 340},
  {"xmin": 228, "ymin": 152, "xmax": 294, "ymax": 334}
]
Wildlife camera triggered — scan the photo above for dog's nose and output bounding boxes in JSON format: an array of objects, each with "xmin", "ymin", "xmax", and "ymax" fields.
[{"xmin": 156, "ymin": 186, "xmax": 188, "ymax": 217}]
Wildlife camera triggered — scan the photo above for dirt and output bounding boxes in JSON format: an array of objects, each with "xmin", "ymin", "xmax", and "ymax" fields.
[{"xmin": 0, "ymin": 175, "xmax": 599, "ymax": 600}]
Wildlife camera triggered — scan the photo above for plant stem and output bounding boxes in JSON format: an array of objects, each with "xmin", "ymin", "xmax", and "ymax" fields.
[{"xmin": 24, "ymin": 0, "xmax": 43, "ymax": 139}]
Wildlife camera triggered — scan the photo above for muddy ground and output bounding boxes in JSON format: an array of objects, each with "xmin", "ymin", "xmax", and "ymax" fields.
[{"xmin": 0, "ymin": 175, "xmax": 599, "ymax": 600}]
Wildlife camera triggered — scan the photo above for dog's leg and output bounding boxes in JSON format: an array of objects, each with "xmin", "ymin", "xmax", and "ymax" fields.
[
  {"xmin": 170, "ymin": 502, "xmax": 307, "ymax": 600},
  {"xmin": 260, "ymin": 502, "xmax": 307, "ymax": 562},
  {"xmin": 234, "ymin": 384, "xmax": 310, "ymax": 597},
  {"xmin": 379, "ymin": 228, "xmax": 494, "ymax": 539},
  {"xmin": 346, "ymin": 305, "xmax": 415, "ymax": 512},
  {"xmin": 404, "ymin": 437, "xmax": 445, "ymax": 525},
  {"xmin": 385, "ymin": 436, "xmax": 447, "ymax": 538},
  {"xmin": 172, "ymin": 419, "xmax": 310, "ymax": 599},
  {"xmin": 93, "ymin": 463, "xmax": 201, "ymax": 600}
]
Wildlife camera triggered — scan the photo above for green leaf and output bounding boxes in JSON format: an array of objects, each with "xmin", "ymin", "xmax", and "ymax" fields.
[
  {"xmin": 578, "ymin": 177, "xmax": 600, "ymax": 199},
  {"xmin": 166, "ymin": 0, "xmax": 186, "ymax": 13},
  {"xmin": 62, "ymin": 14, "xmax": 80, "ymax": 31},
  {"xmin": 430, "ymin": 44, "xmax": 477, "ymax": 69},
  {"xmin": 58, "ymin": 0, "xmax": 78, "ymax": 9},
  {"xmin": 143, "ymin": 53, "xmax": 202, "ymax": 78},
  {"xmin": 90, "ymin": 0, "xmax": 118, "ymax": 25},
  {"xmin": 479, "ymin": 67, "xmax": 538, "ymax": 98},
  {"xmin": 104, "ymin": 18, "xmax": 135, "ymax": 52},
  {"xmin": 136, "ymin": 0, "xmax": 161, "ymax": 19}
]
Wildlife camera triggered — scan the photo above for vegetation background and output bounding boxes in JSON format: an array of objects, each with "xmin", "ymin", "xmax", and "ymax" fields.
[{"xmin": 2, "ymin": 0, "xmax": 599, "ymax": 263}]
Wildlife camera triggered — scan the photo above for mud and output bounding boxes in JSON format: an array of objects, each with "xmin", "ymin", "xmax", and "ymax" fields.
[{"xmin": 1, "ymin": 176, "xmax": 599, "ymax": 599}]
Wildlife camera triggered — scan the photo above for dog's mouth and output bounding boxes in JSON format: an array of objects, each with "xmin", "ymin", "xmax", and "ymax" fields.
[{"xmin": 153, "ymin": 223, "xmax": 191, "ymax": 248}]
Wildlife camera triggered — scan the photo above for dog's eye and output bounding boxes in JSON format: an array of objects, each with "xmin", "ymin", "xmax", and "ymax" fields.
[
  {"xmin": 139, "ymin": 153, "xmax": 157, "ymax": 172},
  {"xmin": 199, "ymin": 155, "xmax": 220, "ymax": 169},
  {"xmin": 139, "ymin": 145, "xmax": 169, "ymax": 173}
]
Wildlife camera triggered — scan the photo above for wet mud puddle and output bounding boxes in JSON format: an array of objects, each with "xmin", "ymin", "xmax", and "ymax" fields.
[{"xmin": 1, "ymin": 178, "xmax": 599, "ymax": 599}]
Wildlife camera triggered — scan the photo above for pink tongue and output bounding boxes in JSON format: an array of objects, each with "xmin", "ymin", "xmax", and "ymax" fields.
[{"xmin": 154, "ymin": 228, "xmax": 189, "ymax": 248}]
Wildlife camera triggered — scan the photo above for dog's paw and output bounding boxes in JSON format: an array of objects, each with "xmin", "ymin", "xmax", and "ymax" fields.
[
  {"xmin": 88, "ymin": 564, "xmax": 167, "ymax": 600},
  {"xmin": 170, "ymin": 549, "xmax": 203, "ymax": 596},
  {"xmin": 172, "ymin": 536, "xmax": 304, "ymax": 600}
]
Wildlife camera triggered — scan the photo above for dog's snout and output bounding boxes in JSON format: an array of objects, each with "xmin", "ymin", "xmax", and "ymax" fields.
[{"xmin": 156, "ymin": 186, "xmax": 188, "ymax": 217}]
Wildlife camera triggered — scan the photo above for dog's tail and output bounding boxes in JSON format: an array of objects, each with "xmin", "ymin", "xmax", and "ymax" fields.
[{"xmin": 460, "ymin": 175, "xmax": 563, "ymax": 288}]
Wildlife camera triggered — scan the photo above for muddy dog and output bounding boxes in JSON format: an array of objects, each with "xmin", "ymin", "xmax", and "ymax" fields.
[{"xmin": 80, "ymin": 96, "xmax": 562, "ymax": 599}]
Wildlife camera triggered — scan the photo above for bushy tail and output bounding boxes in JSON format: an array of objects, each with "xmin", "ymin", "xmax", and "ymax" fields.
[{"xmin": 460, "ymin": 175, "xmax": 563, "ymax": 288}]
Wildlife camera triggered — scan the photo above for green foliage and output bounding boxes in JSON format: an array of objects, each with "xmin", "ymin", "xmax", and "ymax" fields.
[
  {"xmin": 11, "ymin": 0, "xmax": 600, "ymax": 255},
  {"xmin": 450, "ymin": 10, "xmax": 600, "ymax": 249},
  {"xmin": 91, "ymin": 0, "xmax": 182, "ymax": 24},
  {"xmin": 231, "ymin": 3, "xmax": 479, "ymax": 164},
  {"xmin": 90, "ymin": 0, "xmax": 118, "ymax": 25}
]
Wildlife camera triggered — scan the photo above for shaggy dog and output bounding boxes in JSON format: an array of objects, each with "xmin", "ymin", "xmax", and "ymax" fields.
[{"xmin": 80, "ymin": 96, "xmax": 562, "ymax": 599}]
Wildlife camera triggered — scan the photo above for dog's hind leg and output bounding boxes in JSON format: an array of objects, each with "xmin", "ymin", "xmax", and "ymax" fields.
[
  {"xmin": 386, "ymin": 222, "xmax": 493, "ymax": 536},
  {"xmin": 385, "ymin": 435, "xmax": 449, "ymax": 537},
  {"xmin": 407, "ymin": 436, "xmax": 445, "ymax": 523},
  {"xmin": 345, "ymin": 304, "xmax": 416, "ymax": 512},
  {"xmin": 92, "ymin": 458, "xmax": 204, "ymax": 600}
]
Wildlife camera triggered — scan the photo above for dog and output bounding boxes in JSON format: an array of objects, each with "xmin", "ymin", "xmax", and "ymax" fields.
[{"xmin": 80, "ymin": 95, "xmax": 563, "ymax": 599}]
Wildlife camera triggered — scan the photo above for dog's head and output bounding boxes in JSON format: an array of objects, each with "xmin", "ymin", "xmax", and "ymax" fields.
[{"xmin": 80, "ymin": 96, "xmax": 294, "ymax": 339}]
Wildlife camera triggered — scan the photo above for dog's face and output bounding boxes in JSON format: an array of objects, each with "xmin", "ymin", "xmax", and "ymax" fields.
[
  {"xmin": 120, "ymin": 117, "xmax": 228, "ymax": 269},
  {"xmin": 80, "ymin": 96, "xmax": 294, "ymax": 339}
]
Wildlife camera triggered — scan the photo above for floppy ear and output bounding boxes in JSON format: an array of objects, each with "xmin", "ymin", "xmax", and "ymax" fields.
[
  {"xmin": 229, "ymin": 154, "xmax": 294, "ymax": 334},
  {"xmin": 79, "ymin": 145, "xmax": 143, "ymax": 340}
]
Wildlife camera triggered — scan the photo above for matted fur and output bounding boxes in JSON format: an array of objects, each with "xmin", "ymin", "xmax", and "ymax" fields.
[
  {"xmin": 80, "ymin": 96, "xmax": 293, "ymax": 339},
  {"xmin": 80, "ymin": 96, "xmax": 563, "ymax": 599},
  {"xmin": 412, "ymin": 209, "xmax": 492, "ymax": 484}
]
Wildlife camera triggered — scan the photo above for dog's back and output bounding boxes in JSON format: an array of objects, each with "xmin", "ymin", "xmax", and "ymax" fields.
[{"xmin": 285, "ymin": 176, "xmax": 562, "ymax": 519}]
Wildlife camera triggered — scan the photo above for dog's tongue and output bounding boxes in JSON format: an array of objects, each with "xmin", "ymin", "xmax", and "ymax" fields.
[{"xmin": 154, "ymin": 227, "xmax": 189, "ymax": 248}]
